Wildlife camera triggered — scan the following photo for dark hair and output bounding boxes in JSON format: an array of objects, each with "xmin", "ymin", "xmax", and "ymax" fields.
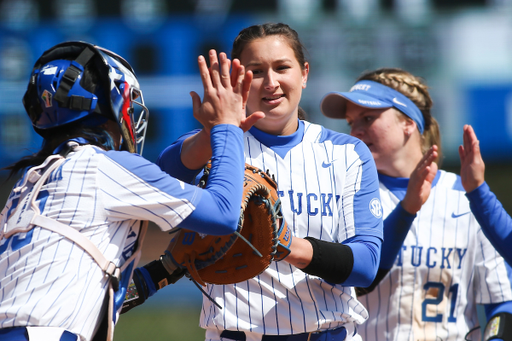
[
  {"xmin": 357, "ymin": 68, "xmax": 443, "ymax": 166},
  {"xmin": 3, "ymin": 61, "xmax": 116, "ymax": 178},
  {"xmin": 232, "ymin": 23, "xmax": 308, "ymax": 120}
]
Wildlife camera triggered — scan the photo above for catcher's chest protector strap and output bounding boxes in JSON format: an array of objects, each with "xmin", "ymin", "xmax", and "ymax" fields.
[{"xmin": 1, "ymin": 147, "xmax": 147, "ymax": 341}]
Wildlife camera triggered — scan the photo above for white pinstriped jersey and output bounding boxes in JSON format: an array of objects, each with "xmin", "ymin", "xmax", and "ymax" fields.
[
  {"xmin": 0, "ymin": 145, "xmax": 202, "ymax": 341},
  {"xmin": 359, "ymin": 170, "xmax": 512, "ymax": 341},
  {"xmin": 200, "ymin": 121, "xmax": 383, "ymax": 337}
]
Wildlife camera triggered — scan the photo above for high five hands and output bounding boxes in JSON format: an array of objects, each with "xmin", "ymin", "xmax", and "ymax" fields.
[
  {"xmin": 459, "ymin": 124, "xmax": 485, "ymax": 193},
  {"xmin": 190, "ymin": 50, "xmax": 264, "ymax": 132}
]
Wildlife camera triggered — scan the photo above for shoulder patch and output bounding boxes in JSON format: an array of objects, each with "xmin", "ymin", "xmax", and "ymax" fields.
[{"xmin": 369, "ymin": 198, "xmax": 383, "ymax": 218}]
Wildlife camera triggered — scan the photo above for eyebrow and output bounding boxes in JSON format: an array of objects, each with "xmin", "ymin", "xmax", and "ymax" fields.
[
  {"xmin": 245, "ymin": 58, "xmax": 293, "ymax": 68},
  {"xmin": 345, "ymin": 107, "xmax": 379, "ymax": 121}
]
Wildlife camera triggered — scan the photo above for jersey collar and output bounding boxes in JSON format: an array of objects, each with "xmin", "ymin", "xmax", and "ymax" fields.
[
  {"xmin": 249, "ymin": 120, "xmax": 304, "ymax": 159},
  {"xmin": 52, "ymin": 137, "xmax": 89, "ymax": 154},
  {"xmin": 378, "ymin": 171, "xmax": 441, "ymax": 201}
]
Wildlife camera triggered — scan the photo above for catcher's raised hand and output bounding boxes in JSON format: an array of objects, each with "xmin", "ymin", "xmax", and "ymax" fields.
[{"xmin": 190, "ymin": 50, "xmax": 260, "ymax": 131}]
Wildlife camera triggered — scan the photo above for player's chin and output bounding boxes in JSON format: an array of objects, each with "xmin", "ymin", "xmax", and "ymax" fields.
[{"xmin": 370, "ymin": 150, "xmax": 383, "ymax": 163}]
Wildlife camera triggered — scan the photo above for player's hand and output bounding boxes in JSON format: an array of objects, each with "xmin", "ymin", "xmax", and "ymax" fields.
[
  {"xmin": 401, "ymin": 145, "xmax": 438, "ymax": 214},
  {"xmin": 459, "ymin": 124, "xmax": 485, "ymax": 193},
  {"xmin": 190, "ymin": 50, "xmax": 264, "ymax": 131},
  {"xmin": 232, "ymin": 57, "xmax": 266, "ymax": 132}
]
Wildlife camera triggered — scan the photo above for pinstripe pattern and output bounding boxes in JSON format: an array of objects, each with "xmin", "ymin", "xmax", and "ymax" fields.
[
  {"xmin": 201, "ymin": 121, "xmax": 381, "ymax": 337},
  {"xmin": 0, "ymin": 145, "xmax": 201, "ymax": 341},
  {"xmin": 360, "ymin": 170, "xmax": 512, "ymax": 341}
]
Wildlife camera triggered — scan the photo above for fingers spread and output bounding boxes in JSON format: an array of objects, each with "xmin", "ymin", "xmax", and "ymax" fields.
[
  {"xmin": 231, "ymin": 59, "xmax": 240, "ymax": 88},
  {"xmin": 198, "ymin": 55, "xmax": 213, "ymax": 93},
  {"xmin": 219, "ymin": 52, "xmax": 232, "ymax": 88},
  {"xmin": 209, "ymin": 50, "xmax": 222, "ymax": 88},
  {"xmin": 241, "ymin": 69, "xmax": 253, "ymax": 109}
]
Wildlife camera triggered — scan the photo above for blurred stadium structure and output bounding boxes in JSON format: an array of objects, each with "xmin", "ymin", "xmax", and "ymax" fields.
[
  {"xmin": 0, "ymin": 0, "xmax": 512, "ymax": 168},
  {"xmin": 0, "ymin": 1, "xmax": 511, "ymax": 332}
]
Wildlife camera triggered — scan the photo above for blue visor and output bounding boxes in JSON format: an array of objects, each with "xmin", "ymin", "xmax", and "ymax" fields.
[{"xmin": 320, "ymin": 80, "xmax": 425, "ymax": 134}]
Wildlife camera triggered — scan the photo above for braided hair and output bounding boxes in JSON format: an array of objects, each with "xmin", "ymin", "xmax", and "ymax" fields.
[{"xmin": 357, "ymin": 68, "xmax": 442, "ymax": 166}]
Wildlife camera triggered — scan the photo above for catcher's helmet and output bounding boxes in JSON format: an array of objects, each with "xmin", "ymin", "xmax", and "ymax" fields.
[{"xmin": 23, "ymin": 41, "xmax": 149, "ymax": 154}]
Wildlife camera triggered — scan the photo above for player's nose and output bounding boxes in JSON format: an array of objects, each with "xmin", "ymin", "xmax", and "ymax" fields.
[
  {"xmin": 350, "ymin": 123, "xmax": 365, "ymax": 138},
  {"xmin": 263, "ymin": 71, "xmax": 278, "ymax": 90}
]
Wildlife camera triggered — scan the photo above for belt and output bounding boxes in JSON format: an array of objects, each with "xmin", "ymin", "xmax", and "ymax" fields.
[
  {"xmin": 0, "ymin": 327, "xmax": 78, "ymax": 341},
  {"xmin": 220, "ymin": 327, "xmax": 347, "ymax": 341}
]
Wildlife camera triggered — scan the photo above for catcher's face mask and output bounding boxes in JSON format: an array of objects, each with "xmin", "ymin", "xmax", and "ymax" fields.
[{"xmin": 23, "ymin": 41, "xmax": 149, "ymax": 154}]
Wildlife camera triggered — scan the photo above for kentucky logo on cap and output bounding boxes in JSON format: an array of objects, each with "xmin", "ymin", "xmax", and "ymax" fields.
[{"xmin": 350, "ymin": 83, "xmax": 372, "ymax": 92}]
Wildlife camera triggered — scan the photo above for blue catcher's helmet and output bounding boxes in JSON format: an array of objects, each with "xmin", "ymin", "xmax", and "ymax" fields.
[{"xmin": 23, "ymin": 41, "xmax": 149, "ymax": 154}]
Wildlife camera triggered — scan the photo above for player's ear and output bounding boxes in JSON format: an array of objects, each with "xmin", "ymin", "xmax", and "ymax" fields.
[
  {"xmin": 403, "ymin": 115, "xmax": 417, "ymax": 136},
  {"xmin": 302, "ymin": 62, "xmax": 309, "ymax": 89}
]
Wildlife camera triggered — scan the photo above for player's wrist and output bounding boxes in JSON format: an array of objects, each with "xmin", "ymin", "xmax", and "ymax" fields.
[
  {"xmin": 286, "ymin": 237, "xmax": 313, "ymax": 268},
  {"xmin": 148, "ymin": 254, "xmax": 186, "ymax": 287},
  {"xmin": 399, "ymin": 198, "xmax": 420, "ymax": 215},
  {"xmin": 120, "ymin": 257, "xmax": 186, "ymax": 315}
]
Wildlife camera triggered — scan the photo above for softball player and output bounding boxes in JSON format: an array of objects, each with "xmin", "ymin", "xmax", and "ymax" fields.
[
  {"xmin": 0, "ymin": 42, "xmax": 251, "ymax": 341},
  {"xmin": 321, "ymin": 68, "xmax": 512, "ymax": 341},
  {"xmin": 154, "ymin": 23, "xmax": 384, "ymax": 341}
]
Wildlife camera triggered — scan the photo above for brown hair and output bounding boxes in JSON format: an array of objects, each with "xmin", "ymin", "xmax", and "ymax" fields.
[
  {"xmin": 231, "ymin": 23, "xmax": 308, "ymax": 120},
  {"xmin": 357, "ymin": 68, "xmax": 442, "ymax": 166}
]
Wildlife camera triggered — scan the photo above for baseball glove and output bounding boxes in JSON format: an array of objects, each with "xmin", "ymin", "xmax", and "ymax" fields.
[{"xmin": 163, "ymin": 162, "xmax": 292, "ymax": 287}]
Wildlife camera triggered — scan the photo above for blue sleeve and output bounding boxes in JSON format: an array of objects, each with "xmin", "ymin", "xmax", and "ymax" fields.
[
  {"xmin": 352, "ymin": 139, "xmax": 384, "ymax": 239},
  {"xmin": 343, "ymin": 235, "xmax": 382, "ymax": 286},
  {"xmin": 380, "ymin": 203, "xmax": 416, "ymax": 269},
  {"xmin": 178, "ymin": 125, "xmax": 244, "ymax": 235},
  {"xmin": 156, "ymin": 129, "xmax": 203, "ymax": 183},
  {"xmin": 484, "ymin": 301, "xmax": 512, "ymax": 319},
  {"xmin": 466, "ymin": 182, "xmax": 512, "ymax": 265}
]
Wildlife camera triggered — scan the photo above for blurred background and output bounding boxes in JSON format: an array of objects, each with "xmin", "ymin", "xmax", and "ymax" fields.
[{"xmin": 0, "ymin": 0, "xmax": 511, "ymax": 340}]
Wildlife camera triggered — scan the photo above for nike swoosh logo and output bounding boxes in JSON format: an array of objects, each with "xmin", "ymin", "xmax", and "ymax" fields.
[
  {"xmin": 451, "ymin": 211, "xmax": 470, "ymax": 218},
  {"xmin": 322, "ymin": 159, "xmax": 337, "ymax": 168},
  {"xmin": 393, "ymin": 97, "xmax": 407, "ymax": 107}
]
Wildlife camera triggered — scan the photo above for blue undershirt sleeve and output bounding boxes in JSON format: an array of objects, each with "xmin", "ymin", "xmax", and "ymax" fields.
[
  {"xmin": 484, "ymin": 301, "xmax": 512, "ymax": 320},
  {"xmin": 466, "ymin": 182, "xmax": 512, "ymax": 265},
  {"xmin": 157, "ymin": 129, "xmax": 203, "ymax": 183},
  {"xmin": 344, "ymin": 235, "xmax": 382, "ymax": 287},
  {"xmin": 178, "ymin": 125, "xmax": 244, "ymax": 235},
  {"xmin": 380, "ymin": 202, "xmax": 416, "ymax": 270}
]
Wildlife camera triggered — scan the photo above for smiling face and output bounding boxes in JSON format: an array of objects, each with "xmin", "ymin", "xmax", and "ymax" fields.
[
  {"xmin": 239, "ymin": 35, "xmax": 309, "ymax": 136},
  {"xmin": 345, "ymin": 100, "xmax": 422, "ymax": 177}
]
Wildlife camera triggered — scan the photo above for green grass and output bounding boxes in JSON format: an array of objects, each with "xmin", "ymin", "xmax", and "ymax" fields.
[{"xmin": 114, "ymin": 306, "xmax": 205, "ymax": 341}]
